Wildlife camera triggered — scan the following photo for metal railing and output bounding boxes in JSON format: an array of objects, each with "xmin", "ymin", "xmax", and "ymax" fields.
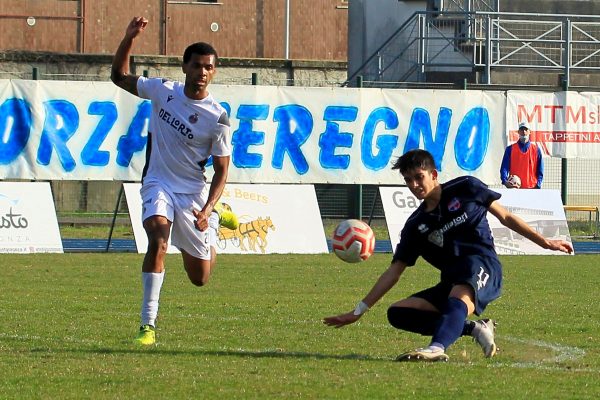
[{"xmin": 347, "ymin": 10, "xmax": 600, "ymax": 87}]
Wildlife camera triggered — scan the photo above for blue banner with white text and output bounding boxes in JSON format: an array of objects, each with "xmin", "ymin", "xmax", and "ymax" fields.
[{"xmin": 0, "ymin": 80, "xmax": 509, "ymax": 184}]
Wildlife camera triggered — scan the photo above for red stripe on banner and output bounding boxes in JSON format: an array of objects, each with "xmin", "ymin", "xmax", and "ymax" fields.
[{"xmin": 509, "ymin": 130, "xmax": 600, "ymax": 143}]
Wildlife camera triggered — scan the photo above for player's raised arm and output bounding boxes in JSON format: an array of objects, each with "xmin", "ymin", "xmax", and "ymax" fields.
[
  {"xmin": 488, "ymin": 200, "xmax": 573, "ymax": 254},
  {"xmin": 323, "ymin": 260, "xmax": 407, "ymax": 328},
  {"xmin": 111, "ymin": 16, "xmax": 148, "ymax": 96}
]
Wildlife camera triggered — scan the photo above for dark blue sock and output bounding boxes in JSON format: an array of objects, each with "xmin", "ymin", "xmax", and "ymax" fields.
[{"xmin": 431, "ymin": 297, "xmax": 469, "ymax": 350}]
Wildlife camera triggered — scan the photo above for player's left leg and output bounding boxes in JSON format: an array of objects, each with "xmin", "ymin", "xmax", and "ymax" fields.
[
  {"xmin": 213, "ymin": 202, "xmax": 239, "ymax": 230},
  {"xmin": 171, "ymin": 193, "xmax": 220, "ymax": 286},
  {"xmin": 181, "ymin": 250, "xmax": 212, "ymax": 286},
  {"xmin": 391, "ymin": 285, "xmax": 456, "ymax": 362}
]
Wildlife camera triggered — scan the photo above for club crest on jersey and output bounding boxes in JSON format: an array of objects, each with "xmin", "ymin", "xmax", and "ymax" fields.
[
  {"xmin": 447, "ymin": 197, "xmax": 461, "ymax": 212},
  {"xmin": 418, "ymin": 224, "xmax": 428, "ymax": 233},
  {"xmin": 189, "ymin": 113, "xmax": 199, "ymax": 124}
]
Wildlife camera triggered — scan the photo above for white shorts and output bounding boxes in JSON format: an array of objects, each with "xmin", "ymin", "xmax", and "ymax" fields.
[{"xmin": 140, "ymin": 182, "xmax": 218, "ymax": 260}]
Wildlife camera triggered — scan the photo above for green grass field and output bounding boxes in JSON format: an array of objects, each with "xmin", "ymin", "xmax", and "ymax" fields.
[{"xmin": 1, "ymin": 253, "xmax": 599, "ymax": 399}]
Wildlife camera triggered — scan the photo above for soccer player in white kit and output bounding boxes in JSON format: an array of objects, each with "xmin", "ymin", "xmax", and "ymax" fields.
[{"xmin": 111, "ymin": 16, "xmax": 238, "ymax": 345}]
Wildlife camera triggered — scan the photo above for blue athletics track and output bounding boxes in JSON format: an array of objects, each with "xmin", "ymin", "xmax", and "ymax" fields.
[{"xmin": 62, "ymin": 239, "xmax": 600, "ymax": 254}]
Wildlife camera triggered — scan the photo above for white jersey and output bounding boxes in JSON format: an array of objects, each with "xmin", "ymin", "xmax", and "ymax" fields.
[{"xmin": 137, "ymin": 77, "xmax": 231, "ymax": 194}]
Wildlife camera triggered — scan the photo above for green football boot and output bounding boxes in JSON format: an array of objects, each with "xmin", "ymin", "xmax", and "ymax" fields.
[
  {"xmin": 214, "ymin": 202, "xmax": 239, "ymax": 230},
  {"xmin": 134, "ymin": 324, "xmax": 156, "ymax": 346}
]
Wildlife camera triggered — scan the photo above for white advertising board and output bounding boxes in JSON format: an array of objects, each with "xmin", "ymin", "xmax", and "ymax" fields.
[
  {"xmin": 124, "ymin": 183, "xmax": 328, "ymax": 255},
  {"xmin": 0, "ymin": 182, "xmax": 63, "ymax": 253},
  {"xmin": 486, "ymin": 189, "xmax": 572, "ymax": 255},
  {"xmin": 380, "ymin": 187, "xmax": 573, "ymax": 256}
]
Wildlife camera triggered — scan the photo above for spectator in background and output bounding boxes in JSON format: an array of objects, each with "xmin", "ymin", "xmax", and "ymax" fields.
[{"xmin": 500, "ymin": 122, "xmax": 543, "ymax": 188}]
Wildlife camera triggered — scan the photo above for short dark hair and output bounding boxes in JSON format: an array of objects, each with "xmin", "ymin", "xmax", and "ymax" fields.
[
  {"xmin": 183, "ymin": 42, "xmax": 218, "ymax": 64},
  {"xmin": 391, "ymin": 149, "xmax": 436, "ymax": 174}
]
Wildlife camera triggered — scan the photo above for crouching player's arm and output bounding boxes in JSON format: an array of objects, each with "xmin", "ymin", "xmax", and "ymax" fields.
[
  {"xmin": 488, "ymin": 201, "xmax": 573, "ymax": 254},
  {"xmin": 323, "ymin": 261, "xmax": 407, "ymax": 328}
]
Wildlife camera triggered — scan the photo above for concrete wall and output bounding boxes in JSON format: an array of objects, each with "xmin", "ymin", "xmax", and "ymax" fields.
[{"xmin": 0, "ymin": 51, "xmax": 347, "ymax": 87}]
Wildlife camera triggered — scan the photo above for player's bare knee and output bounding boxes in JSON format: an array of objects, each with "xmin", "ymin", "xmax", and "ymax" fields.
[
  {"xmin": 147, "ymin": 238, "xmax": 169, "ymax": 255},
  {"xmin": 188, "ymin": 274, "xmax": 210, "ymax": 287}
]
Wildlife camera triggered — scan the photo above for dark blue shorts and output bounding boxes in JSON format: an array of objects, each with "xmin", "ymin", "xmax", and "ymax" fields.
[{"xmin": 410, "ymin": 255, "xmax": 503, "ymax": 316}]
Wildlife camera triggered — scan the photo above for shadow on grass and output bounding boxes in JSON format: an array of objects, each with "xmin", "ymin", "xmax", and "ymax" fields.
[{"xmin": 37, "ymin": 346, "xmax": 392, "ymax": 362}]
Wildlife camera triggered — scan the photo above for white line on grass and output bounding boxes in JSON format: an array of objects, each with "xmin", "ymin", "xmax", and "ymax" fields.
[{"xmin": 492, "ymin": 335, "xmax": 592, "ymax": 372}]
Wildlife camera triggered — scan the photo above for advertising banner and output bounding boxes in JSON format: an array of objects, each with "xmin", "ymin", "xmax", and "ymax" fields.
[
  {"xmin": 0, "ymin": 80, "xmax": 507, "ymax": 184},
  {"xmin": 486, "ymin": 189, "xmax": 572, "ymax": 255},
  {"xmin": 380, "ymin": 187, "xmax": 572, "ymax": 256},
  {"xmin": 507, "ymin": 90, "xmax": 600, "ymax": 158},
  {"xmin": 124, "ymin": 183, "xmax": 328, "ymax": 254},
  {"xmin": 0, "ymin": 182, "xmax": 63, "ymax": 253}
]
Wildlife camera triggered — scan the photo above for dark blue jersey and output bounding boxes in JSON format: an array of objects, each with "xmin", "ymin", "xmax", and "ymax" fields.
[{"xmin": 392, "ymin": 176, "xmax": 501, "ymax": 270}]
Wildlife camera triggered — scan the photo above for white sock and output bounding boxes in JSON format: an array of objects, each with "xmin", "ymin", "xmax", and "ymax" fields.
[
  {"xmin": 427, "ymin": 343, "xmax": 445, "ymax": 352},
  {"xmin": 140, "ymin": 271, "xmax": 165, "ymax": 327}
]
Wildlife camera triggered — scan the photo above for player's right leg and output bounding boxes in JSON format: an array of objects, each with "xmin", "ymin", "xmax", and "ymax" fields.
[
  {"xmin": 456, "ymin": 256, "xmax": 502, "ymax": 358},
  {"xmin": 135, "ymin": 324, "xmax": 156, "ymax": 346},
  {"xmin": 395, "ymin": 347, "xmax": 449, "ymax": 362},
  {"xmin": 135, "ymin": 184, "xmax": 174, "ymax": 346}
]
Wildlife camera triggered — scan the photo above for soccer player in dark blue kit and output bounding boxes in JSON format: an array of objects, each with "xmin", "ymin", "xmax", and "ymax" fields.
[{"xmin": 324, "ymin": 149, "xmax": 573, "ymax": 362}]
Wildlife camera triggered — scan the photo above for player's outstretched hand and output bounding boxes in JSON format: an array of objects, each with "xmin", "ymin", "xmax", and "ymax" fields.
[
  {"xmin": 323, "ymin": 312, "xmax": 361, "ymax": 328},
  {"xmin": 547, "ymin": 239, "xmax": 574, "ymax": 254}
]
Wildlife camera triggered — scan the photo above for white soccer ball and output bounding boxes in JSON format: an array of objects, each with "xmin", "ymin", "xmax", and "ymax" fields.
[
  {"xmin": 332, "ymin": 219, "xmax": 375, "ymax": 263},
  {"xmin": 507, "ymin": 174, "xmax": 521, "ymax": 188}
]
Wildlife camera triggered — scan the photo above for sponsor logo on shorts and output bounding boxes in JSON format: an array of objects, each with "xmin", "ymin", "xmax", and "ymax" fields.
[{"xmin": 476, "ymin": 266, "xmax": 490, "ymax": 290}]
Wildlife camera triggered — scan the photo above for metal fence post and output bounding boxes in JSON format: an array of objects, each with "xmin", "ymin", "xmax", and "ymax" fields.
[
  {"xmin": 355, "ymin": 75, "xmax": 363, "ymax": 219},
  {"xmin": 106, "ymin": 184, "xmax": 125, "ymax": 252},
  {"xmin": 561, "ymin": 75, "xmax": 569, "ymax": 205},
  {"xmin": 485, "ymin": 15, "xmax": 492, "ymax": 84}
]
